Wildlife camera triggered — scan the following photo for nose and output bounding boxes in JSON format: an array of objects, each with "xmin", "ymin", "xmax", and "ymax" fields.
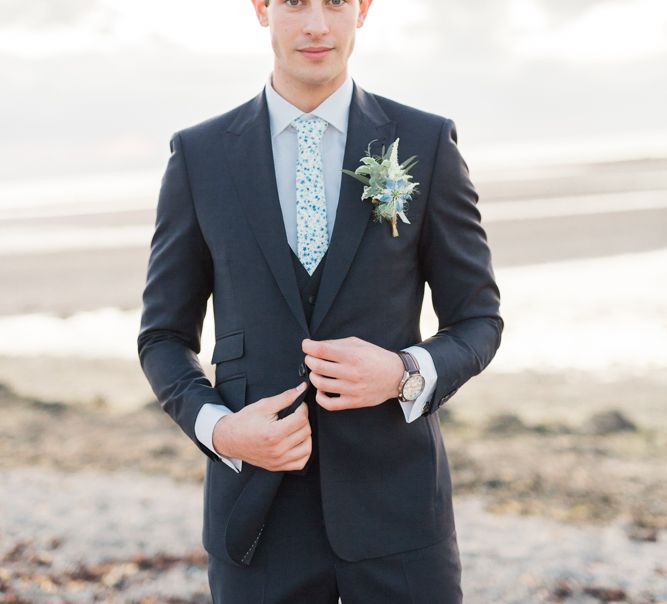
[{"xmin": 303, "ymin": 4, "xmax": 330, "ymax": 37}]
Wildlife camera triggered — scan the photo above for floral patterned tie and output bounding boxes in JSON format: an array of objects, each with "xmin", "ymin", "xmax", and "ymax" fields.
[{"xmin": 291, "ymin": 115, "xmax": 329, "ymax": 275}]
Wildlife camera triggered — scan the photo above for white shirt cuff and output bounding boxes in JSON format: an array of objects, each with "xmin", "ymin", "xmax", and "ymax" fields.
[
  {"xmin": 397, "ymin": 345, "xmax": 438, "ymax": 423},
  {"xmin": 194, "ymin": 403, "xmax": 243, "ymax": 472}
]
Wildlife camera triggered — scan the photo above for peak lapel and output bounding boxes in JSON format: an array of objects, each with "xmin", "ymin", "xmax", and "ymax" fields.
[
  {"xmin": 224, "ymin": 90, "xmax": 310, "ymax": 336},
  {"xmin": 309, "ymin": 81, "xmax": 396, "ymax": 336}
]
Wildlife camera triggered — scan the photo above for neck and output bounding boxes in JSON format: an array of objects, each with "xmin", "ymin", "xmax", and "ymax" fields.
[{"xmin": 270, "ymin": 68, "xmax": 348, "ymax": 113}]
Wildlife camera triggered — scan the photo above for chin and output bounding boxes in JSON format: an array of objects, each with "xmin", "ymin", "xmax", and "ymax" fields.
[{"xmin": 295, "ymin": 69, "xmax": 333, "ymax": 86}]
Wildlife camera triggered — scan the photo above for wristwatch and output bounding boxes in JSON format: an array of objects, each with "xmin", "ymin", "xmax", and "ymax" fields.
[{"xmin": 396, "ymin": 351, "xmax": 426, "ymax": 402}]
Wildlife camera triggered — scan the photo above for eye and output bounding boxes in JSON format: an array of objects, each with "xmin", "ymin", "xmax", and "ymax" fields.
[
  {"xmin": 285, "ymin": 0, "xmax": 301, "ymax": 6},
  {"xmin": 329, "ymin": 0, "xmax": 347, "ymax": 5}
]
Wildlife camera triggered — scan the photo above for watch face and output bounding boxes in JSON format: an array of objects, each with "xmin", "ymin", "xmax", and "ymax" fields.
[{"xmin": 401, "ymin": 374, "xmax": 426, "ymax": 401}]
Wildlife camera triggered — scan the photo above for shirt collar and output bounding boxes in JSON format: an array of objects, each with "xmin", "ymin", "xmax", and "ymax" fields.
[{"xmin": 264, "ymin": 71, "xmax": 354, "ymax": 138}]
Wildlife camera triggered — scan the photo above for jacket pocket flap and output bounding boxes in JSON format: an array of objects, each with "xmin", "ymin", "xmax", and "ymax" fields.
[{"xmin": 211, "ymin": 330, "xmax": 244, "ymax": 364}]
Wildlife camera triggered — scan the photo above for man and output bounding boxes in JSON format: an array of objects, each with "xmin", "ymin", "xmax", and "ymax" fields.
[{"xmin": 137, "ymin": 0, "xmax": 503, "ymax": 601}]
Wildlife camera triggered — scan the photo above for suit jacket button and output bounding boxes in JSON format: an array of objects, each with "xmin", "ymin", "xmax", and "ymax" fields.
[
  {"xmin": 307, "ymin": 295, "xmax": 316, "ymax": 304},
  {"xmin": 298, "ymin": 362, "xmax": 307, "ymax": 376}
]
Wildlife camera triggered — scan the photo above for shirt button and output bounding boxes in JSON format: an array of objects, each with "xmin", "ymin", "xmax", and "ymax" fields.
[{"xmin": 307, "ymin": 295, "xmax": 316, "ymax": 304}]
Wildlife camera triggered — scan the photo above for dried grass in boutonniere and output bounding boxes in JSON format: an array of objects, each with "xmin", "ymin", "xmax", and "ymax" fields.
[{"xmin": 342, "ymin": 138, "xmax": 419, "ymax": 237}]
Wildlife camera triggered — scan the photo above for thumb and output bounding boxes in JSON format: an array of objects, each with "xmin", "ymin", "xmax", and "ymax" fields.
[{"xmin": 262, "ymin": 381, "xmax": 308, "ymax": 414}]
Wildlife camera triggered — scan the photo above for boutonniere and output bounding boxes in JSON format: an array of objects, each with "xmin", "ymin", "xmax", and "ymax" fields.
[{"xmin": 342, "ymin": 138, "xmax": 419, "ymax": 237}]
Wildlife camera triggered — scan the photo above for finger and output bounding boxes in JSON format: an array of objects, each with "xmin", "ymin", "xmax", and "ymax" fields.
[
  {"xmin": 262, "ymin": 382, "xmax": 308, "ymax": 414},
  {"xmin": 280, "ymin": 423, "xmax": 312, "ymax": 452},
  {"xmin": 272, "ymin": 401, "xmax": 310, "ymax": 436},
  {"xmin": 298, "ymin": 397, "xmax": 312, "ymax": 419},
  {"xmin": 309, "ymin": 372, "xmax": 352, "ymax": 395},
  {"xmin": 303, "ymin": 354, "xmax": 350, "ymax": 380},
  {"xmin": 302, "ymin": 338, "xmax": 350, "ymax": 363},
  {"xmin": 297, "ymin": 399, "xmax": 309, "ymax": 417},
  {"xmin": 316, "ymin": 388, "xmax": 351, "ymax": 411},
  {"xmin": 284, "ymin": 435, "xmax": 312, "ymax": 464}
]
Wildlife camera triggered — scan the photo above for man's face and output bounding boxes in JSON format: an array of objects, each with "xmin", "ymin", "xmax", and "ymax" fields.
[{"xmin": 254, "ymin": 0, "xmax": 371, "ymax": 88}]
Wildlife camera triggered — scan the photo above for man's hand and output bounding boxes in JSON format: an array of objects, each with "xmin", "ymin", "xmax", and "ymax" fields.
[
  {"xmin": 302, "ymin": 336, "xmax": 404, "ymax": 412},
  {"xmin": 212, "ymin": 382, "xmax": 312, "ymax": 472}
]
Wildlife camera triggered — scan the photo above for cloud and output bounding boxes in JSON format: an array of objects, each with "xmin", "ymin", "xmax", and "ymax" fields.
[
  {"xmin": 0, "ymin": 0, "xmax": 119, "ymax": 57},
  {"xmin": 416, "ymin": 0, "xmax": 667, "ymax": 67},
  {"xmin": 0, "ymin": 0, "xmax": 95, "ymax": 28},
  {"xmin": 509, "ymin": 0, "xmax": 667, "ymax": 62},
  {"xmin": 0, "ymin": 0, "xmax": 258, "ymax": 58}
]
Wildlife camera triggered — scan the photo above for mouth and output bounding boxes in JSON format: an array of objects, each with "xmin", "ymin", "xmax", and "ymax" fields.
[{"xmin": 298, "ymin": 47, "xmax": 333, "ymax": 59}]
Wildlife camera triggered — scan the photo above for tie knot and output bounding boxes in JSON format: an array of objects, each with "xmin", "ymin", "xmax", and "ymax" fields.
[{"xmin": 291, "ymin": 115, "xmax": 328, "ymax": 140}]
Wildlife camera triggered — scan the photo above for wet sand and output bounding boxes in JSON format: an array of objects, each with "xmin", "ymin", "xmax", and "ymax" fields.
[
  {"xmin": 1, "ymin": 378, "xmax": 665, "ymax": 602},
  {"xmin": 1, "ymin": 158, "xmax": 666, "ymax": 317}
]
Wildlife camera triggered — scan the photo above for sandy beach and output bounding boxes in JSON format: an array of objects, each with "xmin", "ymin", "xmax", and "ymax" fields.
[
  {"xmin": 1, "ymin": 159, "xmax": 666, "ymax": 602},
  {"xmin": 1, "ymin": 375, "xmax": 665, "ymax": 603}
]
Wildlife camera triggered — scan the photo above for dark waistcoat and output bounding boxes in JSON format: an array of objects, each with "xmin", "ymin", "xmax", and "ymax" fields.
[{"xmin": 286, "ymin": 246, "xmax": 328, "ymax": 478}]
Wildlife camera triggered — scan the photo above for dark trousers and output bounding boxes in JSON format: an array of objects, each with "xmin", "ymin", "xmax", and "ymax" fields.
[{"xmin": 207, "ymin": 468, "xmax": 463, "ymax": 603}]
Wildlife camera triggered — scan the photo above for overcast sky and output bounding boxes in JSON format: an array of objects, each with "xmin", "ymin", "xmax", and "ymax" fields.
[{"xmin": 2, "ymin": 0, "xmax": 666, "ymax": 182}]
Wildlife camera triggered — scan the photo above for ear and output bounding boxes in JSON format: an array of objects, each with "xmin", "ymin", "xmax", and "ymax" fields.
[
  {"xmin": 251, "ymin": 0, "xmax": 270, "ymax": 27},
  {"xmin": 357, "ymin": 0, "xmax": 373, "ymax": 27}
]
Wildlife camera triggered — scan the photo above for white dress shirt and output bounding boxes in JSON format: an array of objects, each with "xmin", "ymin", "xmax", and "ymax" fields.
[{"xmin": 194, "ymin": 73, "xmax": 438, "ymax": 472}]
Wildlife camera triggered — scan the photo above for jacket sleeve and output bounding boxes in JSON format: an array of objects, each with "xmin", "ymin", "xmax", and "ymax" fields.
[
  {"xmin": 137, "ymin": 132, "xmax": 227, "ymax": 463},
  {"xmin": 416, "ymin": 118, "xmax": 504, "ymax": 415}
]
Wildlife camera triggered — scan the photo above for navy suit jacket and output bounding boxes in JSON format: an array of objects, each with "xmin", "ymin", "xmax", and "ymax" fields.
[{"xmin": 137, "ymin": 80, "xmax": 503, "ymax": 567}]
